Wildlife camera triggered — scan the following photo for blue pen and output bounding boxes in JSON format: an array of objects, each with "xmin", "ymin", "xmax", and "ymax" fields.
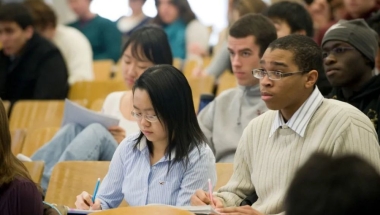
[{"xmin": 92, "ymin": 178, "xmax": 101, "ymax": 203}]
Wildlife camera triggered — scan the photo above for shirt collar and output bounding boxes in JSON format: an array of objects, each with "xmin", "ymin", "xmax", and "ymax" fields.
[
  {"xmin": 137, "ymin": 136, "xmax": 176, "ymax": 160},
  {"xmin": 269, "ymin": 87, "xmax": 324, "ymax": 138}
]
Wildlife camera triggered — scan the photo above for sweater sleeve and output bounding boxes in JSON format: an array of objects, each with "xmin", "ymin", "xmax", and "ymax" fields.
[
  {"xmin": 10, "ymin": 180, "xmax": 44, "ymax": 215},
  {"xmin": 33, "ymin": 49, "xmax": 69, "ymax": 99},
  {"xmin": 197, "ymin": 101, "xmax": 216, "ymax": 154},
  {"xmin": 332, "ymin": 117, "xmax": 380, "ymax": 172},
  {"xmin": 205, "ymin": 42, "xmax": 230, "ymax": 78},
  {"xmin": 214, "ymin": 125, "xmax": 255, "ymax": 207}
]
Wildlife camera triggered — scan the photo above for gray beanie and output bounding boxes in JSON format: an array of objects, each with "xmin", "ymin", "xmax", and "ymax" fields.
[{"xmin": 322, "ymin": 19, "xmax": 379, "ymax": 63}]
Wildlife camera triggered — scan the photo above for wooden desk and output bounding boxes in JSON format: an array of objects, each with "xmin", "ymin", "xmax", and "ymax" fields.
[{"xmin": 89, "ymin": 205, "xmax": 195, "ymax": 215}]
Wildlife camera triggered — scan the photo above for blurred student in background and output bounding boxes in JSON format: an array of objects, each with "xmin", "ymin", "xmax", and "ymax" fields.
[
  {"xmin": 0, "ymin": 3, "xmax": 68, "ymax": 104},
  {"xmin": 315, "ymin": 0, "xmax": 380, "ymax": 45},
  {"xmin": 67, "ymin": 0, "xmax": 121, "ymax": 62},
  {"xmin": 117, "ymin": 0, "xmax": 151, "ymax": 45},
  {"xmin": 303, "ymin": 0, "xmax": 333, "ymax": 34},
  {"xmin": 24, "ymin": 0, "xmax": 94, "ymax": 85},
  {"xmin": 75, "ymin": 65, "xmax": 216, "ymax": 209},
  {"xmin": 0, "ymin": 99, "xmax": 43, "ymax": 215},
  {"xmin": 153, "ymin": 0, "xmax": 209, "ymax": 60},
  {"xmin": 194, "ymin": 0, "xmax": 267, "ymax": 78},
  {"xmin": 21, "ymin": 26, "xmax": 173, "ymax": 192}
]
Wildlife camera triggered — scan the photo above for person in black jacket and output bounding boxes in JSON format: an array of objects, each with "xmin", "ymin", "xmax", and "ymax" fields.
[
  {"xmin": 0, "ymin": 3, "xmax": 68, "ymax": 104},
  {"xmin": 322, "ymin": 19, "xmax": 380, "ymax": 136}
]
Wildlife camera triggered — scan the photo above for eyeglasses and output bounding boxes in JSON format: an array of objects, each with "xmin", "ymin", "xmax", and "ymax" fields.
[
  {"xmin": 252, "ymin": 68, "xmax": 304, "ymax": 81},
  {"xmin": 322, "ymin": 47, "xmax": 355, "ymax": 58},
  {"xmin": 131, "ymin": 110, "xmax": 159, "ymax": 123}
]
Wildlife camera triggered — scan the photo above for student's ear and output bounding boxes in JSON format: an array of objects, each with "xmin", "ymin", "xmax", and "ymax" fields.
[
  {"xmin": 295, "ymin": 29, "xmax": 307, "ymax": 36},
  {"xmin": 305, "ymin": 70, "xmax": 318, "ymax": 89},
  {"xmin": 24, "ymin": 26, "xmax": 34, "ymax": 40}
]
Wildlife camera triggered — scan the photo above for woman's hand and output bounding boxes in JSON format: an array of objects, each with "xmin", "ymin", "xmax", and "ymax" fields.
[
  {"xmin": 190, "ymin": 189, "xmax": 224, "ymax": 208},
  {"xmin": 108, "ymin": 126, "xmax": 126, "ymax": 144},
  {"xmin": 75, "ymin": 191, "xmax": 102, "ymax": 210}
]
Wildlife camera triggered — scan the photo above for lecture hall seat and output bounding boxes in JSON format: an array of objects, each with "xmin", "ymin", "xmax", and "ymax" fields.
[
  {"xmin": 23, "ymin": 161, "xmax": 45, "ymax": 184},
  {"xmin": 45, "ymin": 161, "xmax": 128, "ymax": 208},
  {"xmin": 21, "ymin": 127, "xmax": 59, "ymax": 157},
  {"xmin": 9, "ymin": 100, "xmax": 87, "ymax": 131}
]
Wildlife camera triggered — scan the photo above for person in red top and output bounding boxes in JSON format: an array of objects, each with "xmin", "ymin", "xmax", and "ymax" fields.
[
  {"xmin": 0, "ymin": 99, "xmax": 43, "ymax": 215},
  {"xmin": 315, "ymin": 0, "xmax": 380, "ymax": 45}
]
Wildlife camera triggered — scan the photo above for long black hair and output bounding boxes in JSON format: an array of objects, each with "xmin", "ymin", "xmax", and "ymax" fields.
[
  {"xmin": 122, "ymin": 25, "xmax": 173, "ymax": 65},
  {"xmin": 133, "ymin": 64, "xmax": 207, "ymax": 170}
]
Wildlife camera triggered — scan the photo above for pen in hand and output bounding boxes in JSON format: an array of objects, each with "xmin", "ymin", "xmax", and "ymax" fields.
[
  {"xmin": 91, "ymin": 178, "xmax": 101, "ymax": 204},
  {"xmin": 208, "ymin": 178, "xmax": 214, "ymax": 207}
]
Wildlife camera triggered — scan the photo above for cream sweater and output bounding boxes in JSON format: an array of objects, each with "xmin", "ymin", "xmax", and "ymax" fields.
[{"xmin": 215, "ymin": 99, "xmax": 380, "ymax": 215}]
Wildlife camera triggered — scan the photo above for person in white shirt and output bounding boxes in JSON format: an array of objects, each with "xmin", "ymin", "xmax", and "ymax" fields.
[
  {"xmin": 190, "ymin": 35, "xmax": 380, "ymax": 215},
  {"xmin": 24, "ymin": 26, "xmax": 173, "ymax": 193},
  {"xmin": 24, "ymin": 0, "xmax": 93, "ymax": 85}
]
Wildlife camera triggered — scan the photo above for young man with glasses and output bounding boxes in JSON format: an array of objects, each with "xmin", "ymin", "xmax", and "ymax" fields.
[
  {"xmin": 191, "ymin": 34, "xmax": 380, "ymax": 215},
  {"xmin": 322, "ymin": 19, "xmax": 380, "ymax": 136},
  {"xmin": 197, "ymin": 14, "xmax": 277, "ymax": 163}
]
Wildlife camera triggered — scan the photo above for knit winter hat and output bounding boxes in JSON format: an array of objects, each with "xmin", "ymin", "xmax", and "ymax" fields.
[{"xmin": 322, "ymin": 19, "xmax": 379, "ymax": 63}]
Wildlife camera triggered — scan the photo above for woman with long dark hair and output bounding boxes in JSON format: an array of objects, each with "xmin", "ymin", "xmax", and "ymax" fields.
[
  {"xmin": 24, "ymin": 25, "xmax": 173, "ymax": 192},
  {"xmin": 75, "ymin": 65, "xmax": 216, "ymax": 209},
  {"xmin": 0, "ymin": 100, "xmax": 43, "ymax": 214}
]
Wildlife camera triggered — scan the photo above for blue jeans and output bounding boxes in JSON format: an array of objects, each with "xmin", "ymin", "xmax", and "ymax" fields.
[{"xmin": 31, "ymin": 123, "xmax": 118, "ymax": 192}]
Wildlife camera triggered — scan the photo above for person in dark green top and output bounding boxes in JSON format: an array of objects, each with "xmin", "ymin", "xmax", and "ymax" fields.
[{"xmin": 67, "ymin": 0, "xmax": 121, "ymax": 62}]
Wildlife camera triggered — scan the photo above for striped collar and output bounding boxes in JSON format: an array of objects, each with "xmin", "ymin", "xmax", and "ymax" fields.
[{"xmin": 269, "ymin": 87, "xmax": 324, "ymax": 138}]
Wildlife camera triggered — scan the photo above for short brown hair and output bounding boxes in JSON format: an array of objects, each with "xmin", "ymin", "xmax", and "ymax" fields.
[
  {"xmin": 23, "ymin": 0, "xmax": 57, "ymax": 31},
  {"xmin": 229, "ymin": 14, "xmax": 277, "ymax": 57},
  {"xmin": 233, "ymin": 0, "xmax": 268, "ymax": 16}
]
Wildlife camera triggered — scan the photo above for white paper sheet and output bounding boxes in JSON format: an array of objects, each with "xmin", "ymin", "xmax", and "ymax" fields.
[
  {"xmin": 147, "ymin": 204, "xmax": 220, "ymax": 214},
  {"xmin": 62, "ymin": 99, "xmax": 119, "ymax": 128},
  {"xmin": 67, "ymin": 209, "xmax": 101, "ymax": 214}
]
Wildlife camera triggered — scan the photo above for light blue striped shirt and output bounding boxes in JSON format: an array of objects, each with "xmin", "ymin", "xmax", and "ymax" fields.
[
  {"xmin": 97, "ymin": 133, "xmax": 217, "ymax": 209},
  {"xmin": 269, "ymin": 86, "xmax": 324, "ymax": 138}
]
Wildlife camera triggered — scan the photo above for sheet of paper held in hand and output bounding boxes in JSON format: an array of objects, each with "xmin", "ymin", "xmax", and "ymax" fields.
[{"xmin": 62, "ymin": 99, "xmax": 119, "ymax": 128}]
